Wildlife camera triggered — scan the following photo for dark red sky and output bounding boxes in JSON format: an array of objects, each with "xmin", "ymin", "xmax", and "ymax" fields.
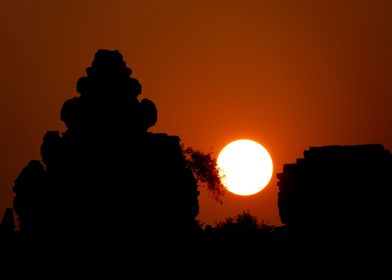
[{"xmin": 1, "ymin": 0, "xmax": 392, "ymax": 226}]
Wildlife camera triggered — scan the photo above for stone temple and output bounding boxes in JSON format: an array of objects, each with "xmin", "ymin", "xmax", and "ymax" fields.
[
  {"xmin": 12, "ymin": 50, "xmax": 200, "ymax": 249},
  {"xmin": 277, "ymin": 144, "xmax": 392, "ymax": 245}
]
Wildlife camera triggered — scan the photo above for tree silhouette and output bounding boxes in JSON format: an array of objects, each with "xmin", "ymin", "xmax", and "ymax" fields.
[{"xmin": 182, "ymin": 146, "xmax": 225, "ymax": 203}]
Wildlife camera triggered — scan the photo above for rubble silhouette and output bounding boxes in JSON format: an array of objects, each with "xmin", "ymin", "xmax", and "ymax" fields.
[{"xmin": 277, "ymin": 144, "xmax": 392, "ymax": 245}]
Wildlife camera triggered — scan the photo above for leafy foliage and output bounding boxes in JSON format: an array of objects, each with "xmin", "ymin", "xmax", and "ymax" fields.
[
  {"xmin": 182, "ymin": 145, "xmax": 225, "ymax": 203},
  {"xmin": 215, "ymin": 210, "xmax": 274, "ymax": 234}
]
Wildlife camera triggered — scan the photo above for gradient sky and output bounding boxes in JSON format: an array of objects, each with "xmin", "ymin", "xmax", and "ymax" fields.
[{"xmin": 1, "ymin": 0, "xmax": 392, "ymax": 226}]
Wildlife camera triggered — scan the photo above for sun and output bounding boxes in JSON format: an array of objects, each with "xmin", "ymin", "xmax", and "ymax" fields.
[{"xmin": 217, "ymin": 139, "xmax": 273, "ymax": 196}]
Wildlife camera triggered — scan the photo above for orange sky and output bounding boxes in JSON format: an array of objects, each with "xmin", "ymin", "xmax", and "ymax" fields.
[{"xmin": 1, "ymin": 0, "xmax": 392, "ymax": 226}]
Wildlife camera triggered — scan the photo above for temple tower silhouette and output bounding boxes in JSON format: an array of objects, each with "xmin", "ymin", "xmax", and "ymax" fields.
[{"xmin": 12, "ymin": 50, "xmax": 199, "ymax": 247}]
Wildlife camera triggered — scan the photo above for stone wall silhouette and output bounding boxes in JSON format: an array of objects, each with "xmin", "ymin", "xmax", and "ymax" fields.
[
  {"xmin": 12, "ymin": 50, "xmax": 199, "ymax": 247},
  {"xmin": 277, "ymin": 144, "xmax": 392, "ymax": 244}
]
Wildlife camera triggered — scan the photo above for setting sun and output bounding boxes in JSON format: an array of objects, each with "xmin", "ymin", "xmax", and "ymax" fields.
[{"xmin": 217, "ymin": 139, "xmax": 273, "ymax": 196}]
